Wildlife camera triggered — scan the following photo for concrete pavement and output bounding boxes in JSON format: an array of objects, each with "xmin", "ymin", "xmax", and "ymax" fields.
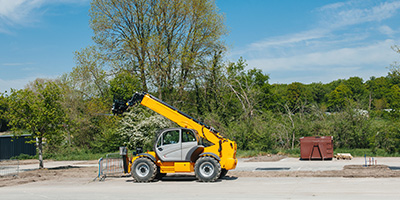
[
  {"xmin": 2, "ymin": 157, "xmax": 400, "ymax": 199},
  {"xmin": 234, "ymin": 157, "xmax": 400, "ymax": 171},
  {"xmin": 1, "ymin": 176, "xmax": 399, "ymax": 199}
]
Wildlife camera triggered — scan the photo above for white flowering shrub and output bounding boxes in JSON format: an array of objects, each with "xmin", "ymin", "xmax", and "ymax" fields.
[{"xmin": 117, "ymin": 107, "xmax": 171, "ymax": 150}]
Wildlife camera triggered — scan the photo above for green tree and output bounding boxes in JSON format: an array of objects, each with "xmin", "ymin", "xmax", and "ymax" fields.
[
  {"xmin": 269, "ymin": 83, "xmax": 287, "ymax": 112},
  {"xmin": 330, "ymin": 107, "xmax": 373, "ymax": 148},
  {"xmin": 6, "ymin": 80, "xmax": 66, "ymax": 168},
  {"xmin": 327, "ymin": 84, "xmax": 353, "ymax": 111},
  {"xmin": 59, "ymin": 46, "xmax": 116, "ymax": 150},
  {"xmin": 381, "ymin": 121, "xmax": 400, "ymax": 153},
  {"xmin": 388, "ymin": 85, "xmax": 400, "ymax": 111},
  {"xmin": 388, "ymin": 45, "xmax": 400, "ymax": 85},
  {"xmin": 344, "ymin": 77, "xmax": 367, "ymax": 104},
  {"xmin": 70, "ymin": 46, "xmax": 109, "ymax": 99},
  {"xmin": 366, "ymin": 76, "xmax": 391, "ymax": 110},
  {"xmin": 90, "ymin": 0, "xmax": 226, "ymax": 100},
  {"xmin": 307, "ymin": 82, "xmax": 329, "ymax": 105},
  {"xmin": 110, "ymin": 70, "xmax": 141, "ymax": 101},
  {"xmin": 285, "ymin": 82, "xmax": 309, "ymax": 112},
  {"xmin": 0, "ymin": 93, "xmax": 9, "ymax": 132},
  {"xmin": 224, "ymin": 58, "xmax": 270, "ymax": 119}
]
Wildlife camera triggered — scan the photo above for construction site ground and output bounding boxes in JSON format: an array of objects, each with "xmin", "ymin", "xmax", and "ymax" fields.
[{"xmin": 1, "ymin": 156, "xmax": 400, "ymax": 199}]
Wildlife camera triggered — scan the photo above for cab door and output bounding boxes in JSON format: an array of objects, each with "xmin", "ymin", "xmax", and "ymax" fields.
[
  {"xmin": 155, "ymin": 129, "xmax": 181, "ymax": 161},
  {"xmin": 181, "ymin": 129, "xmax": 198, "ymax": 161}
]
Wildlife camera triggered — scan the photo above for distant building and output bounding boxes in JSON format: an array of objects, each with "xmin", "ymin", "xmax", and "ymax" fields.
[{"xmin": 0, "ymin": 134, "xmax": 36, "ymax": 160}]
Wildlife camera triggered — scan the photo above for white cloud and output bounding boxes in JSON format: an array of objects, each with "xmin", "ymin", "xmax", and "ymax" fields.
[
  {"xmin": 319, "ymin": 0, "xmax": 400, "ymax": 28},
  {"xmin": 247, "ymin": 29, "xmax": 328, "ymax": 51},
  {"xmin": 318, "ymin": 2, "xmax": 347, "ymax": 12},
  {"xmin": 2, "ymin": 62, "xmax": 34, "ymax": 66},
  {"xmin": 0, "ymin": 76, "xmax": 36, "ymax": 93},
  {"xmin": 379, "ymin": 25, "xmax": 396, "ymax": 36},
  {"xmin": 0, "ymin": 0, "xmax": 44, "ymax": 32},
  {"xmin": 0, "ymin": 0, "xmax": 89, "ymax": 33},
  {"xmin": 253, "ymin": 39, "xmax": 395, "ymax": 69},
  {"xmin": 246, "ymin": 39, "xmax": 399, "ymax": 83}
]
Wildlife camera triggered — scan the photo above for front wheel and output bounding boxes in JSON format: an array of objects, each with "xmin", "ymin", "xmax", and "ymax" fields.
[
  {"xmin": 131, "ymin": 157, "xmax": 157, "ymax": 182},
  {"xmin": 194, "ymin": 156, "xmax": 221, "ymax": 182}
]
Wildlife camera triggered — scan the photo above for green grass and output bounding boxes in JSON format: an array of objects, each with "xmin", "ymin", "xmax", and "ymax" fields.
[
  {"xmin": 237, "ymin": 148, "xmax": 299, "ymax": 158},
  {"xmin": 10, "ymin": 153, "xmax": 36, "ymax": 160},
  {"xmin": 334, "ymin": 148, "xmax": 400, "ymax": 157},
  {"xmin": 236, "ymin": 150, "xmax": 270, "ymax": 158}
]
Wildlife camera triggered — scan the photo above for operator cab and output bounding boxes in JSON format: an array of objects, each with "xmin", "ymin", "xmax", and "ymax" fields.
[{"xmin": 155, "ymin": 128, "xmax": 204, "ymax": 162}]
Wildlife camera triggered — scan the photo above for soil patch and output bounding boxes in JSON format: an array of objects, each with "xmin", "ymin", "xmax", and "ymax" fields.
[
  {"xmin": 0, "ymin": 166, "xmax": 98, "ymax": 187},
  {"xmin": 17, "ymin": 159, "xmax": 40, "ymax": 165}
]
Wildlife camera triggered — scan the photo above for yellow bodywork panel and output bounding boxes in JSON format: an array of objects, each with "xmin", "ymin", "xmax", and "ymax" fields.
[
  {"xmin": 158, "ymin": 161, "xmax": 193, "ymax": 173},
  {"xmin": 129, "ymin": 153, "xmax": 194, "ymax": 173}
]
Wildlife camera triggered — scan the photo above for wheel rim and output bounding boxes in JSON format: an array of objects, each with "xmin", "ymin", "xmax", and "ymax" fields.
[
  {"xmin": 199, "ymin": 161, "xmax": 214, "ymax": 178},
  {"xmin": 136, "ymin": 163, "xmax": 150, "ymax": 178}
]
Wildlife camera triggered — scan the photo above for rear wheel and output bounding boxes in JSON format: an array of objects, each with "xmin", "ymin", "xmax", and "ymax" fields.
[
  {"xmin": 131, "ymin": 157, "xmax": 157, "ymax": 182},
  {"xmin": 194, "ymin": 156, "xmax": 221, "ymax": 182}
]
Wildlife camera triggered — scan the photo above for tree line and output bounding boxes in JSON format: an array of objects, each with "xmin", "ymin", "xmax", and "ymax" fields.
[{"xmin": 1, "ymin": 0, "xmax": 400, "ymax": 167}]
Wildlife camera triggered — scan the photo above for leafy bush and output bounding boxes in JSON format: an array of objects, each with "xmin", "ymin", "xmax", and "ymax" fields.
[{"xmin": 117, "ymin": 107, "xmax": 172, "ymax": 151}]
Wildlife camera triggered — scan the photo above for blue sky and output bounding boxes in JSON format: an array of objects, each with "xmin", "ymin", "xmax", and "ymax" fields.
[{"xmin": 1, "ymin": 0, "xmax": 400, "ymax": 93}]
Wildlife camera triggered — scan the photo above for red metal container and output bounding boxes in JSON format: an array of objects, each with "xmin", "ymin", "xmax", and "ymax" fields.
[{"xmin": 300, "ymin": 136, "xmax": 333, "ymax": 160}]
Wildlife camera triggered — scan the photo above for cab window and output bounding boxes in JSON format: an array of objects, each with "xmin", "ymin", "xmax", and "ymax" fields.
[
  {"xmin": 182, "ymin": 129, "xmax": 196, "ymax": 143},
  {"xmin": 163, "ymin": 130, "xmax": 180, "ymax": 145}
]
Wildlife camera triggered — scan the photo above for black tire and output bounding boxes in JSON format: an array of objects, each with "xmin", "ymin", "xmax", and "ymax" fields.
[
  {"xmin": 131, "ymin": 157, "xmax": 157, "ymax": 182},
  {"xmin": 155, "ymin": 168, "xmax": 167, "ymax": 180},
  {"xmin": 219, "ymin": 169, "xmax": 228, "ymax": 179},
  {"xmin": 194, "ymin": 156, "xmax": 221, "ymax": 182},
  {"xmin": 155, "ymin": 173, "xmax": 166, "ymax": 180}
]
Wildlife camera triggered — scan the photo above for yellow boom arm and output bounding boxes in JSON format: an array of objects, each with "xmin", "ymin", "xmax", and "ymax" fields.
[{"xmin": 113, "ymin": 92, "xmax": 237, "ymax": 170}]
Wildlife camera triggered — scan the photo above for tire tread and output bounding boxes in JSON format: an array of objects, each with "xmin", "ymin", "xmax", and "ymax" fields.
[
  {"xmin": 194, "ymin": 156, "xmax": 221, "ymax": 182},
  {"xmin": 131, "ymin": 157, "xmax": 157, "ymax": 182}
]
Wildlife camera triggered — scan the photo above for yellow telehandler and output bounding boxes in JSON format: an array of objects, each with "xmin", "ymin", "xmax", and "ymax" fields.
[{"xmin": 112, "ymin": 92, "xmax": 237, "ymax": 182}]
